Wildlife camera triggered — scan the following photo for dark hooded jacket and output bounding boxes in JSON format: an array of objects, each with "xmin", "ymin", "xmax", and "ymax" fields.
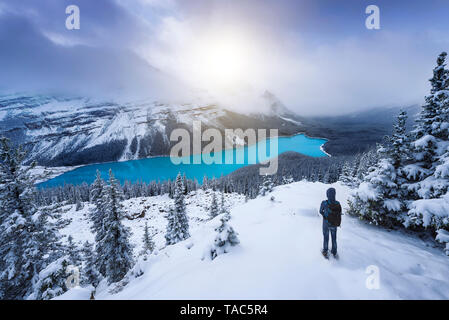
[{"xmin": 319, "ymin": 188, "xmax": 340, "ymax": 220}]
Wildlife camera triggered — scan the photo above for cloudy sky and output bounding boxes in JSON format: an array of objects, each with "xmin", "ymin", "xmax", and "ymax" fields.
[{"xmin": 1, "ymin": 0, "xmax": 449, "ymax": 115}]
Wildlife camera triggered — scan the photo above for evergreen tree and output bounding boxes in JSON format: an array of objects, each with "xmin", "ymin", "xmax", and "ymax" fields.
[
  {"xmin": 209, "ymin": 192, "xmax": 219, "ymax": 219},
  {"xmin": 167, "ymin": 178, "xmax": 174, "ymax": 199},
  {"xmin": 339, "ymin": 161, "xmax": 354, "ymax": 186},
  {"xmin": 0, "ymin": 137, "xmax": 62, "ymax": 299},
  {"xmin": 202, "ymin": 176, "xmax": 209, "ymax": 190},
  {"xmin": 210, "ymin": 213, "xmax": 239, "ymax": 260},
  {"xmin": 183, "ymin": 173, "xmax": 188, "ymax": 195},
  {"xmin": 81, "ymin": 241, "xmax": 101, "ymax": 287},
  {"xmin": 356, "ymin": 148, "xmax": 379, "ymax": 182},
  {"xmin": 434, "ymin": 147, "xmax": 449, "ymax": 197},
  {"xmin": 389, "ymin": 111, "xmax": 410, "ymax": 168},
  {"xmin": 220, "ymin": 191, "xmax": 228, "ymax": 214},
  {"xmin": 96, "ymin": 169, "xmax": 134, "ymax": 284},
  {"xmin": 402, "ymin": 52, "xmax": 449, "ymax": 229},
  {"xmin": 259, "ymin": 174, "xmax": 274, "ymax": 196},
  {"xmin": 74, "ymin": 187, "xmax": 84, "ymax": 211},
  {"xmin": 140, "ymin": 222, "xmax": 155, "ymax": 256},
  {"xmin": 349, "ymin": 112, "xmax": 409, "ymax": 227},
  {"xmin": 403, "ymin": 52, "xmax": 449, "ymax": 201},
  {"xmin": 33, "ymin": 256, "xmax": 70, "ymax": 300},
  {"xmin": 66, "ymin": 235, "xmax": 82, "ymax": 267},
  {"xmin": 165, "ymin": 173, "xmax": 190, "ymax": 245},
  {"xmin": 89, "ymin": 171, "xmax": 108, "ymax": 276},
  {"xmin": 89, "ymin": 170, "xmax": 106, "ymax": 232},
  {"xmin": 323, "ymin": 169, "xmax": 331, "ymax": 184}
]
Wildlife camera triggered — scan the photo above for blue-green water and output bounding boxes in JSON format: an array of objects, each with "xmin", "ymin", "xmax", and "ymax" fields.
[{"xmin": 38, "ymin": 134, "xmax": 328, "ymax": 188}]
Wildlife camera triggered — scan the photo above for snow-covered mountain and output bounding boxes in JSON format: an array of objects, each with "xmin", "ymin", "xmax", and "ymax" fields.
[
  {"xmin": 0, "ymin": 92, "xmax": 304, "ymax": 166},
  {"xmin": 56, "ymin": 181, "xmax": 449, "ymax": 300}
]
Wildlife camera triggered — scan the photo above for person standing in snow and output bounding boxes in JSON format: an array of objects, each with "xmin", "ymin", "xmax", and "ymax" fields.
[{"xmin": 319, "ymin": 188, "xmax": 342, "ymax": 259}]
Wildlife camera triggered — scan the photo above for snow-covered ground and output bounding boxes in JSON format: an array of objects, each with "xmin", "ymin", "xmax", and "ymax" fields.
[
  {"xmin": 58, "ymin": 190, "xmax": 246, "ymax": 259},
  {"xmin": 58, "ymin": 182, "xmax": 449, "ymax": 300},
  {"xmin": 31, "ymin": 165, "xmax": 81, "ymax": 184}
]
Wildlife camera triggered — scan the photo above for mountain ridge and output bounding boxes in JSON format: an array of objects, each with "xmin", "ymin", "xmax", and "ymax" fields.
[{"xmin": 0, "ymin": 92, "xmax": 305, "ymax": 166}]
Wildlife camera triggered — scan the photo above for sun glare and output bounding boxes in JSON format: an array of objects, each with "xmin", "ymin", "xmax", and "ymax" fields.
[
  {"xmin": 205, "ymin": 41, "xmax": 246, "ymax": 83},
  {"xmin": 191, "ymin": 33, "xmax": 252, "ymax": 89}
]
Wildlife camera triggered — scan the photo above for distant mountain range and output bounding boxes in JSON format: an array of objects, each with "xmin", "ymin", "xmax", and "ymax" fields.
[
  {"xmin": 0, "ymin": 91, "xmax": 305, "ymax": 166},
  {"xmin": 0, "ymin": 91, "xmax": 420, "ymax": 166}
]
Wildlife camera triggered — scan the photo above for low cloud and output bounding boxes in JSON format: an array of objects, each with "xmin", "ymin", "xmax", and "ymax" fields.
[
  {"xmin": 1, "ymin": 0, "xmax": 448, "ymax": 115},
  {"xmin": 0, "ymin": 0, "xmax": 191, "ymax": 101}
]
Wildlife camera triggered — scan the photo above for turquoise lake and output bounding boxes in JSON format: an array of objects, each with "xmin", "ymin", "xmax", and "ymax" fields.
[{"xmin": 38, "ymin": 134, "xmax": 328, "ymax": 188}]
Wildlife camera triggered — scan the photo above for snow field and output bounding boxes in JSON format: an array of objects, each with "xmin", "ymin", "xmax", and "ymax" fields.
[{"xmin": 59, "ymin": 182, "xmax": 449, "ymax": 300}]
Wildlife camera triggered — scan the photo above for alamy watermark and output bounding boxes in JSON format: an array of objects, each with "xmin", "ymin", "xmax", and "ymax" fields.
[
  {"xmin": 65, "ymin": 5, "xmax": 80, "ymax": 30},
  {"xmin": 365, "ymin": 265, "xmax": 380, "ymax": 290},
  {"xmin": 66, "ymin": 265, "xmax": 80, "ymax": 289},
  {"xmin": 169, "ymin": 121, "xmax": 279, "ymax": 175},
  {"xmin": 365, "ymin": 5, "xmax": 380, "ymax": 30},
  {"xmin": 63, "ymin": 4, "xmax": 379, "ymax": 31}
]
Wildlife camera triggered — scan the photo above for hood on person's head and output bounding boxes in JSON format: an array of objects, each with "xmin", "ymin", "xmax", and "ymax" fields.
[{"xmin": 326, "ymin": 188, "xmax": 336, "ymax": 202}]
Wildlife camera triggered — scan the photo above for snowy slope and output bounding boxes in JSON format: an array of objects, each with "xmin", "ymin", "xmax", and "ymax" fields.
[
  {"xmin": 58, "ymin": 182, "xmax": 449, "ymax": 300},
  {"xmin": 57, "ymin": 190, "xmax": 246, "ymax": 258}
]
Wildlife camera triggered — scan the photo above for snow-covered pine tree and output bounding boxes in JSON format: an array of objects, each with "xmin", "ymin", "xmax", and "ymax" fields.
[
  {"xmin": 0, "ymin": 137, "xmax": 62, "ymax": 300},
  {"xmin": 96, "ymin": 169, "xmax": 134, "ymax": 284},
  {"xmin": 355, "ymin": 148, "xmax": 379, "ymax": 182},
  {"xmin": 403, "ymin": 52, "xmax": 449, "ymax": 200},
  {"xmin": 66, "ymin": 235, "xmax": 82, "ymax": 267},
  {"xmin": 140, "ymin": 222, "xmax": 155, "ymax": 256},
  {"xmin": 210, "ymin": 213, "xmax": 239, "ymax": 260},
  {"xmin": 389, "ymin": 111, "xmax": 410, "ymax": 168},
  {"xmin": 174, "ymin": 173, "xmax": 188, "ymax": 217},
  {"xmin": 434, "ymin": 147, "xmax": 449, "ymax": 196},
  {"xmin": 339, "ymin": 161, "xmax": 354, "ymax": 186},
  {"xmin": 259, "ymin": 174, "xmax": 274, "ymax": 196},
  {"xmin": 211, "ymin": 177, "xmax": 218, "ymax": 191},
  {"xmin": 165, "ymin": 173, "xmax": 190, "ymax": 245},
  {"xmin": 316, "ymin": 168, "xmax": 324, "ymax": 182},
  {"xmin": 88, "ymin": 170, "xmax": 108, "ymax": 276},
  {"xmin": 407, "ymin": 126, "xmax": 449, "ymax": 238},
  {"xmin": 183, "ymin": 173, "xmax": 188, "ymax": 195},
  {"xmin": 323, "ymin": 169, "xmax": 331, "ymax": 184},
  {"xmin": 165, "ymin": 206, "xmax": 175, "ymax": 244},
  {"xmin": 81, "ymin": 241, "xmax": 101, "ymax": 287},
  {"xmin": 209, "ymin": 192, "xmax": 219, "ymax": 218},
  {"xmin": 403, "ymin": 52, "xmax": 449, "ymax": 230},
  {"xmin": 32, "ymin": 256, "xmax": 71, "ymax": 300},
  {"xmin": 167, "ymin": 178, "xmax": 174, "ymax": 199},
  {"xmin": 202, "ymin": 176, "xmax": 209, "ymax": 190},
  {"xmin": 90, "ymin": 170, "xmax": 106, "ymax": 229},
  {"xmin": 348, "ymin": 112, "xmax": 409, "ymax": 227},
  {"xmin": 220, "ymin": 191, "xmax": 228, "ymax": 214},
  {"xmin": 74, "ymin": 187, "xmax": 84, "ymax": 211}
]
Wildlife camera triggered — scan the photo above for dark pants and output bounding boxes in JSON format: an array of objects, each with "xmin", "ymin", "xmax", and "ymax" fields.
[{"xmin": 323, "ymin": 219, "xmax": 337, "ymax": 255}]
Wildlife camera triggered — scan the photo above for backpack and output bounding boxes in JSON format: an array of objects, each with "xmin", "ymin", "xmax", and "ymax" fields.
[{"xmin": 326, "ymin": 201, "xmax": 342, "ymax": 227}]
